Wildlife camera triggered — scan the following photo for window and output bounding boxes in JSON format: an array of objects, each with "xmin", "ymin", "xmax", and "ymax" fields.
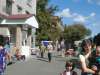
[
  {"xmin": 25, "ymin": 11, "xmax": 30, "ymax": 14},
  {"xmin": 27, "ymin": 0, "xmax": 32, "ymax": 7},
  {"xmin": 6, "ymin": 0, "xmax": 12, "ymax": 14},
  {"xmin": 17, "ymin": 5, "xmax": 22, "ymax": 12},
  {"xmin": 10, "ymin": 27, "xmax": 16, "ymax": 45}
]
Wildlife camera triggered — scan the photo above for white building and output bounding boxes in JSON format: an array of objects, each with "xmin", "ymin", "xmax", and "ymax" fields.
[{"xmin": 0, "ymin": 0, "xmax": 38, "ymax": 51}]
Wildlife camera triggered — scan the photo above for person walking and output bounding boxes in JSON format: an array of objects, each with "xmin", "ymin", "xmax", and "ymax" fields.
[
  {"xmin": 47, "ymin": 42, "xmax": 53, "ymax": 62},
  {"xmin": 60, "ymin": 39, "xmax": 65, "ymax": 57},
  {"xmin": 0, "ymin": 35, "xmax": 9, "ymax": 75},
  {"xmin": 4, "ymin": 37, "xmax": 12, "ymax": 65},
  {"xmin": 40, "ymin": 43, "xmax": 45, "ymax": 58}
]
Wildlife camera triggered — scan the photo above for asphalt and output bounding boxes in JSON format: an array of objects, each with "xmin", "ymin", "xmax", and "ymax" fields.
[{"xmin": 5, "ymin": 53, "xmax": 81, "ymax": 75}]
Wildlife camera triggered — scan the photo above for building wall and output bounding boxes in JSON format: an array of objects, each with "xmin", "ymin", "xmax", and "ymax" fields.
[
  {"xmin": 0, "ymin": 0, "xmax": 7, "ymax": 14},
  {"xmin": 0, "ymin": 0, "xmax": 37, "ymax": 49},
  {"xmin": 12, "ymin": 0, "xmax": 36, "ymax": 15},
  {"xmin": 0, "ymin": 0, "xmax": 36, "ymax": 15}
]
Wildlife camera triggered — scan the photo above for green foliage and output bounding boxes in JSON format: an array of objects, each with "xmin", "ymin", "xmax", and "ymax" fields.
[
  {"xmin": 63, "ymin": 23, "xmax": 91, "ymax": 43},
  {"xmin": 36, "ymin": 0, "xmax": 61, "ymax": 42}
]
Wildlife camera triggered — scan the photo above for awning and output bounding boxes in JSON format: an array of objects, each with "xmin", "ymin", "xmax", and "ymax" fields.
[
  {"xmin": 0, "ymin": 27, "xmax": 10, "ymax": 37},
  {"xmin": 1, "ymin": 16, "xmax": 39, "ymax": 28},
  {"xmin": 25, "ymin": 16, "xmax": 38, "ymax": 28}
]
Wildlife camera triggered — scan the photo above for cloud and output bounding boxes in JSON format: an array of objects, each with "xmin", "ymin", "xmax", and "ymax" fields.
[
  {"xmin": 84, "ymin": 12, "xmax": 96, "ymax": 19},
  {"xmin": 59, "ymin": 8, "xmax": 72, "ymax": 17},
  {"xmin": 55, "ymin": 8, "xmax": 96, "ymax": 23},
  {"xmin": 90, "ymin": 12, "xmax": 96, "ymax": 17},
  {"xmin": 73, "ymin": 15, "xmax": 86, "ymax": 23}
]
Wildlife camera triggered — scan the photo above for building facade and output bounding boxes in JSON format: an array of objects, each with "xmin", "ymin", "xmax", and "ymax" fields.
[{"xmin": 0, "ymin": 0, "xmax": 38, "ymax": 51}]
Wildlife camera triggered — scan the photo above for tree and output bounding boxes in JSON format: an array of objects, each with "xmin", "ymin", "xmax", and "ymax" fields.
[
  {"xmin": 36, "ymin": 0, "xmax": 61, "ymax": 42},
  {"xmin": 63, "ymin": 23, "xmax": 91, "ymax": 44}
]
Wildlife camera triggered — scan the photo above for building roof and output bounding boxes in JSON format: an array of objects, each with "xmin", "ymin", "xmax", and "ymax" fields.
[
  {"xmin": 0, "ymin": 13, "xmax": 33, "ymax": 19},
  {"xmin": 6, "ymin": 14, "xmax": 33, "ymax": 19},
  {"xmin": 0, "ymin": 13, "xmax": 38, "ymax": 28}
]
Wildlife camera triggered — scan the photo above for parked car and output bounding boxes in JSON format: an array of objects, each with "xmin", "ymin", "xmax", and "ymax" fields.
[{"xmin": 30, "ymin": 48, "xmax": 37, "ymax": 55}]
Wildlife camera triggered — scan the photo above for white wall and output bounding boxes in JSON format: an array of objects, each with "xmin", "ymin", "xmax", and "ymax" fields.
[
  {"xmin": 0, "ymin": 0, "xmax": 7, "ymax": 14},
  {"xmin": 12, "ymin": 0, "xmax": 36, "ymax": 15}
]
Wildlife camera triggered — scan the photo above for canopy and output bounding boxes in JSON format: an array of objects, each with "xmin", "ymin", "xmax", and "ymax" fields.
[{"xmin": 1, "ymin": 16, "xmax": 38, "ymax": 28}]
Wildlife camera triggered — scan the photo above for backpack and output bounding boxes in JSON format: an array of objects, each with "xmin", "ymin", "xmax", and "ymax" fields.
[{"xmin": 0, "ymin": 48, "xmax": 6, "ymax": 72}]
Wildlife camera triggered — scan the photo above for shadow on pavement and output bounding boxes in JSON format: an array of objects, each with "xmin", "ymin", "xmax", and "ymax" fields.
[{"xmin": 37, "ymin": 58, "xmax": 49, "ymax": 62}]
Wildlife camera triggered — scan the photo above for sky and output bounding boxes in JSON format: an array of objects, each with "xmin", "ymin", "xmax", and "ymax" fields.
[{"xmin": 48, "ymin": 0, "xmax": 100, "ymax": 37}]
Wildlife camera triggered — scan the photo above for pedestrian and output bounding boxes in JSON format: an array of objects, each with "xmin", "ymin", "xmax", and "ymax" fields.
[
  {"xmin": 79, "ymin": 39, "xmax": 97, "ymax": 75},
  {"xmin": 57, "ymin": 43, "xmax": 61, "ymax": 56},
  {"xmin": 4, "ymin": 37, "xmax": 10, "ymax": 53},
  {"xmin": 4, "ymin": 37, "xmax": 12, "ymax": 65},
  {"xmin": 90, "ymin": 42, "xmax": 100, "ymax": 75},
  {"xmin": 40, "ymin": 43, "xmax": 45, "ymax": 58},
  {"xmin": 60, "ymin": 61, "xmax": 77, "ymax": 75},
  {"xmin": 0, "ymin": 35, "xmax": 9, "ymax": 75},
  {"xmin": 47, "ymin": 42, "xmax": 53, "ymax": 62},
  {"xmin": 60, "ymin": 39, "xmax": 65, "ymax": 57}
]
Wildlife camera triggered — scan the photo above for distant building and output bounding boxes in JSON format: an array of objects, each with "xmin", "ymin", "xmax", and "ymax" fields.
[{"xmin": 0, "ymin": 0, "xmax": 38, "ymax": 49}]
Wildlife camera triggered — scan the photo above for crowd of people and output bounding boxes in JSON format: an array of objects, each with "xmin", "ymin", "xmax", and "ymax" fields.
[
  {"xmin": 62, "ymin": 37, "xmax": 100, "ymax": 75},
  {"xmin": 60, "ymin": 33, "xmax": 100, "ymax": 75},
  {"xmin": 0, "ymin": 33, "xmax": 100, "ymax": 75},
  {"xmin": 0, "ymin": 35, "xmax": 26, "ymax": 75},
  {"xmin": 33, "ymin": 33, "xmax": 100, "ymax": 75}
]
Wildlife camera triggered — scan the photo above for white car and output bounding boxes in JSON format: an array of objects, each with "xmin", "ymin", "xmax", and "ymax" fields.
[{"xmin": 30, "ymin": 48, "xmax": 37, "ymax": 55}]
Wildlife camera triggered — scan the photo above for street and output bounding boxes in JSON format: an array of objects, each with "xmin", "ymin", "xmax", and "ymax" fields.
[
  {"xmin": 6, "ymin": 55, "xmax": 66, "ymax": 75},
  {"xmin": 5, "ymin": 51, "xmax": 81, "ymax": 75}
]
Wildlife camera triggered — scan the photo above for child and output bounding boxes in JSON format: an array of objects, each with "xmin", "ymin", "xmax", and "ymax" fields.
[{"xmin": 60, "ymin": 61, "xmax": 77, "ymax": 75}]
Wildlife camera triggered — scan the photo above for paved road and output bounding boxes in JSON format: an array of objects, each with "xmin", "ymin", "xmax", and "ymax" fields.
[
  {"xmin": 6, "ymin": 55, "xmax": 66, "ymax": 75},
  {"xmin": 5, "ymin": 53, "xmax": 81, "ymax": 75}
]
